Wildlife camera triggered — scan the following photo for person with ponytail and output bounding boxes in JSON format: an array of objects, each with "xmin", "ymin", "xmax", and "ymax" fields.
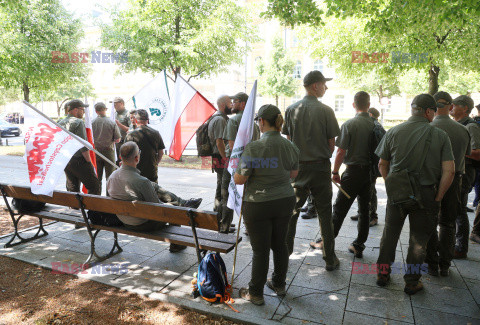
[{"xmin": 233, "ymin": 104, "xmax": 299, "ymax": 305}]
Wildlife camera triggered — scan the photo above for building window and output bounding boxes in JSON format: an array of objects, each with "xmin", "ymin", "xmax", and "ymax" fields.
[
  {"xmin": 335, "ymin": 95, "xmax": 344, "ymax": 112},
  {"xmin": 293, "ymin": 61, "xmax": 302, "ymax": 79},
  {"xmin": 314, "ymin": 59, "xmax": 323, "ymax": 72}
]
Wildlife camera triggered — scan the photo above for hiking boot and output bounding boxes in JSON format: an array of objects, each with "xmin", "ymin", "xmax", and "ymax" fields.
[
  {"xmin": 453, "ymin": 249, "xmax": 467, "ymax": 259},
  {"xmin": 470, "ymin": 233, "xmax": 480, "ymax": 244},
  {"xmin": 239, "ymin": 288, "xmax": 264, "ymax": 305},
  {"xmin": 301, "ymin": 209, "xmax": 318, "ymax": 219},
  {"xmin": 348, "ymin": 245, "xmax": 363, "ymax": 258},
  {"xmin": 309, "ymin": 238, "xmax": 323, "ymax": 250},
  {"xmin": 325, "ymin": 257, "xmax": 340, "ymax": 271},
  {"xmin": 439, "ymin": 267, "xmax": 450, "ymax": 277},
  {"xmin": 376, "ymin": 274, "xmax": 390, "ymax": 287},
  {"xmin": 169, "ymin": 243, "xmax": 187, "ymax": 253},
  {"xmin": 183, "ymin": 198, "xmax": 202, "ymax": 209},
  {"xmin": 404, "ymin": 281, "xmax": 424, "ymax": 295},
  {"xmin": 369, "ymin": 218, "xmax": 378, "ymax": 227},
  {"xmin": 427, "ymin": 265, "xmax": 439, "ymax": 277},
  {"xmin": 266, "ymin": 279, "xmax": 286, "ymax": 296},
  {"xmin": 350, "ymin": 214, "xmax": 359, "ymax": 221}
]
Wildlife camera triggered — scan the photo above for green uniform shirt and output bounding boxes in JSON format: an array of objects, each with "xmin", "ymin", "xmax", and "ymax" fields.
[
  {"xmin": 223, "ymin": 111, "xmax": 260, "ymax": 157},
  {"xmin": 431, "ymin": 115, "xmax": 471, "ymax": 173},
  {"xmin": 236, "ymin": 131, "xmax": 299, "ymax": 202},
  {"xmin": 58, "ymin": 114, "xmax": 88, "ymax": 158},
  {"xmin": 282, "ymin": 95, "xmax": 340, "ymax": 165},
  {"xmin": 335, "ymin": 112, "xmax": 374, "ymax": 166},
  {"xmin": 92, "ymin": 116, "xmax": 121, "ymax": 151},
  {"xmin": 375, "ymin": 116, "xmax": 454, "ymax": 186},
  {"xmin": 458, "ymin": 117, "xmax": 480, "ymax": 166},
  {"xmin": 208, "ymin": 112, "xmax": 228, "ymax": 155},
  {"xmin": 115, "ymin": 109, "xmax": 131, "ymax": 140}
]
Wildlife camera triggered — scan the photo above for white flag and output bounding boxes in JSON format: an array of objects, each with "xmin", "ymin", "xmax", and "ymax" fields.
[
  {"xmin": 227, "ymin": 81, "xmax": 257, "ymax": 216},
  {"xmin": 23, "ymin": 103, "xmax": 84, "ymax": 196},
  {"xmin": 132, "ymin": 71, "xmax": 173, "ymax": 151}
]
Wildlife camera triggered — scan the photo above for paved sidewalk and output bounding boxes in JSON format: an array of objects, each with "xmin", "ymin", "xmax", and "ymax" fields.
[{"xmin": 0, "ymin": 155, "xmax": 479, "ymax": 324}]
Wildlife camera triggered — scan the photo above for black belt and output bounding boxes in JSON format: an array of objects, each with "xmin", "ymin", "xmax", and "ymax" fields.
[
  {"xmin": 299, "ymin": 159, "xmax": 329, "ymax": 165},
  {"xmin": 346, "ymin": 164, "xmax": 370, "ymax": 169}
]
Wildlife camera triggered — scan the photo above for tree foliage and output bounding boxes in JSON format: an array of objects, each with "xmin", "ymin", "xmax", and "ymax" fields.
[
  {"xmin": 0, "ymin": 0, "xmax": 91, "ymax": 102},
  {"xmin": 100, "ymin": 0, "xmax": 256, "ymax": 81},
  {"xmin": 257, "ymin": 36, "xmax": 298, "ymax": 106}
]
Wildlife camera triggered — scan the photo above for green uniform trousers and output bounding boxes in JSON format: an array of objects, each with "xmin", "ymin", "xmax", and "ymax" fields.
[
  {"xmin": 65, "ymin": 156, "xmax": 101, "ymax": 195},
  {"xmin": 95, "ymin": 147, "xmax": 116, "ymax": 194},
  {"xmin": 286, "ymin": 161, "xmax": 337, "ymax": 265}
]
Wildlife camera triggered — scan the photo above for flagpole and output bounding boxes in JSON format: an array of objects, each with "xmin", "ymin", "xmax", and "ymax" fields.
[
  {"xmin": 230, "ymin": 186, "xmax": 246, "ymax": 290},
  {"xmin": 22, "ymin": 100, "xmax": 118, "ymax": 171}
]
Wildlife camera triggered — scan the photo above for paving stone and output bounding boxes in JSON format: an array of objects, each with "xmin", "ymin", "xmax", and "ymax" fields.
[
  {"xmin": 412, "ymin": 306, "xmax": 480, "ymax": 325},
  {"xmin": 231, "ymin": 261, "xmax": 299, "ymax": 292},
  {"xmin": 110, "ymin": 267, "xmax": 182, "ymax": 296},
  {"xmin": 120, "ymin": 237, "xmax": 170, "ymax": 258},
  {"xmin": 420, "ymin": 266, "xmax": 467, "ymax": 290},
  {"xmin": 276, "ymin": 316, "xmax": 322, "ymax": 324},
  {"xmin": 55, "ymin": 227, "xmax": 92, "ymax": 243},
  {"xmin": 452, "ymin": 259, "xmax": 480, "ymax": 281},
  {"xmin": 274, "ymin": 285, "xmax": 346, "ymax": 324},
  {"xmin": 343, "ymin": 311, "xmax": 413, "ymax": 325},
  {"xmin": 303, "ymin": 248, "xmax": 354, "ymax": 272},
  {"xmin": 290, "ymin": 264, "xmax": 350, "ymax": 294},
  {"xmin": 410, "ymin": 282, "xmax": 480, "ymax": 319},
  {"xmin": 346, "ymin": 283, "xmax": 414, "ymax": 323},
  {"xmin": 140, "ymin": 249, "xmax": 198, "ymax": 273},
  {"xmin": 464, "ymin": 278, "xmax": 480, "ymax": 306}
]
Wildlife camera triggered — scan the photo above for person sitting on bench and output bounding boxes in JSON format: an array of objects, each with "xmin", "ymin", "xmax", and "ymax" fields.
[{"xmin": 107, "ymin": 141, "xmax": 188, "ymax": 253}]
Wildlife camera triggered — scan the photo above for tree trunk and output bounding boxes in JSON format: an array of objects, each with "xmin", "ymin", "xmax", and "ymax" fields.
[
  {"xmin": 22, "ymin": 82, "xmax": 29, "ymax": 102},
  {"xmin": 57, "ymin": 100, "xmax": 60, "ymax": 117},
  {"xmin": 275, "ymin": 95, "xmax": 278, "ymax": 107},
  {"xmin": 428, "ymin": 65, "xmax": 440, "ymax": 95}
]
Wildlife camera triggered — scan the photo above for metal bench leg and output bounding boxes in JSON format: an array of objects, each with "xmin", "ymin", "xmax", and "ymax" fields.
[
  {"xmin": 188, "ymin": 209, "xmax": 204, "ymax": 264},
  {"xmin": 75, "ymin": 194, "xmax": 123, "ymax": 265},
  {"xmin": 1, "ymin": 187, "xmax": 48, "ymax": 248}
]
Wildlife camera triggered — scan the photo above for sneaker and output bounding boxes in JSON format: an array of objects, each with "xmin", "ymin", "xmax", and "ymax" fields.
[
  {"xmin": 309, "ymin": 238, "xmax": 323, "ymax": 250},
  {"xmin": 453, "ymin": 249, "xmax": 467, "ymax": 259},
  {"xmin": 427, "ymin": 265, "xmax": 439, "ymax": 277},
  {"xmin": 169, "ymin": 243, "xmax": 187, "ymax": 253},
  {"xmin": 404, "ymin": 281, "xmax": 424, "ymax": 295},
  {"xmin": 301, "ymin": 210, "xmax": 318, "ymax": 219},
  {"xmin": 376, "ymin": 274, "xmax": 390, "ymax": 287},
  {"xmin": 439, "ymin": 267, "xmax": 450, "ymax": 277},
  {"xmin": 470, "ymin": 233, "xmax": 480, "ymax": 244},
  {"xmin": 183, "ymin": 198, "xmax": 202, "ymax": 209},
  {"xmin": 369, "ymin": 218, "xmax": 378, "ymax": 227},
  {"xmin": 325, "ymin": 257, "xmax": 340, "ymax": 271},
  {"xmin": 348, "ymin": 245, "xmax": 363, "ymax": 258},
  {"xmin": 350, "ymin": 215, "xmax": 359, "ymax": 221},
  {"xmin": 239, "ymin": 288, "xmax": 264, "ymax": 305},
  {"xmin": 266, "ymin": 279, "xmax": 286, "ymax": 296}
]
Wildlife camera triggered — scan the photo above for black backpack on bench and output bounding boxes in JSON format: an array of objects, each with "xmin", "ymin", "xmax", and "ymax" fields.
[
  {"xmin": 12, "ymin": 199, "xmax": 46, "ymax": 213},
  {"xmin": 87, "ymin": 210, "xmax": 123, "ymax": 227}
]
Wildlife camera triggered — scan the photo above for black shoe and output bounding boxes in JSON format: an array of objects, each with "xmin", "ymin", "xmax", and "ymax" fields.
[
  {"xmin": 439, "ymin": 267, "xmax": 450, "ymax": 277},
  {"xmin": 404, "ymin": 281, "xmax": 423, "ymax": 295},
  {"xmin": 300, "ymin": 206, "xmax": 308, "ymax": 212},
  {"xmin": 350, "ymin": 215, "xmax": 359, "ymax": 221},
  {"xmin": 348, "ymin": 245, "xmax": 363, "ymax": 258},
  {"xmin": 376, "ymin": 274, "xmax": 390, "ymax": 287},
  {"xmin": 427, "ymin": 265, "xmax": 439, "ymax": 277},
  {"xmin": 369, "ymin": 218, "xmax": 378, "ymax": 227},
  {"xmin": 183, "ymin": 198, "xmax": 202, "ymax": 209},
  {"xmin": 301, "ymin": 210, "xmax": 318, "ymax": 219},
  {"xmin": 169, "ymin": 243, "xmax": 187, "ymax": 253},
  {"xmin": 466, "ymin": 206, "xmax": 474, "ymax": 213}
]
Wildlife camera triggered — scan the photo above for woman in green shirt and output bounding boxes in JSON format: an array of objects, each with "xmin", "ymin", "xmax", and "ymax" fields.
[{"xmin": 234, "ymin": 104, "xmax": 299, "ymax": 305}]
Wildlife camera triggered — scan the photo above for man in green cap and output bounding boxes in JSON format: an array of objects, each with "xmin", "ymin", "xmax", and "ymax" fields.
[
  {"xmin": 219, "ymin": 92, "xmax": 260, "ymax": 233},
  {"xmin": 426, "ymin": 91, "xmax": 470, "ymax": 276},
  {"xmin": 450, "ymin": 95, "xmax": 480, "ymax": 257},
  {"xmin": 113, "ymin": 97, "xmax": 131, "ymax": 163},
  {"xmin": 375, "ymin": 93, "xmax": 454, "ymax": 295},
  {"xmin": 282, "ymin": 70, "xmax": 341, "ymax": 271},
  {"xmin": 58, "ymin": 99, "xmax": 101, "ymax": 195}
]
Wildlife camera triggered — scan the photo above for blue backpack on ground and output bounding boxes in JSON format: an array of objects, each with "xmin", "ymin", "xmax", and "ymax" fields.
[{"xmin": 195, "ymin": 252, "xmax": 232, "ymax": 303}]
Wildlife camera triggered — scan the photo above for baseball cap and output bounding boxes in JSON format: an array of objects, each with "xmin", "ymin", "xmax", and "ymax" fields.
[
  {"xmin": 303, "ymin": 70, "xmax": 333, "ymax": 87},
  {"xmin": 433, "ymin": 91, "xmax": 452, "ymax": 106},
  {"xmin": 134, "ymin": 109, "xmax": 149, "ymax": 121},
  {"xmin": 452, "ymin": 95, "xmax": 474, "ymax": 110},
  {"xmin": 411, "ymin": 94, "xmax": 441, "ymax": 112},
  {"xmin": 230, "ymin": 92, "xmax": 249, "ymax": 103},
  {"xmin": 368, "ymin": 107, "xmax": 380, "ymax": 119},
  {"xmin": 68, "ymin": 99, "xmax": 89, "ymax": 111},
  {"xmin": 255, "ymin": 104, "xmax": 281, "ymax": 121},
  {"xmin": 94, "ymin": 102, "xmax": 107, "ymax": 110},
  {"xmin": 112, "ymin": 97, "xmax": 124, "ymax": 103}
]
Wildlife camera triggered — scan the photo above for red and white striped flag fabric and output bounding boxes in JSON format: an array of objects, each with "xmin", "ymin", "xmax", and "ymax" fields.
[
  {"xmin": 82, "ymin": 98, "xmax": 97, "ymax": 194},
  {"xmin": 168, "ymin": 75, "xmax": 216, "ymax": 160}
]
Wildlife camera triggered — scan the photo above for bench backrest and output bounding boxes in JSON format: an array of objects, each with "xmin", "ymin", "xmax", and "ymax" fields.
[{"xmin": 0, "ymin": 184, "xmax": 219, "ymax": 231}]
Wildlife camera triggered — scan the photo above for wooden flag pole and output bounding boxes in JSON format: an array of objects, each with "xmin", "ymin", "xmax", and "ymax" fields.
[
  {"xmin": 23, "ymin": 100, "xmax": 118, "ymax": 171},
  {"xmin": 332, "ymin": 180, "xmax": 351, "ymax": 199}
]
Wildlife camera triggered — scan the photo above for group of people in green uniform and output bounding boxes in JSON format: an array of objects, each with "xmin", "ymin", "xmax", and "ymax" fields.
[{"xmin": 208, "ymin": 70, "xmax": 480, "ymax": 305}]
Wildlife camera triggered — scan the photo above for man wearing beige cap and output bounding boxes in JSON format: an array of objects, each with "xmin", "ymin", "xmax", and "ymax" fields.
[{"xmin": 113, "ymin": 97, "xmax": 131, "ymax": 163}]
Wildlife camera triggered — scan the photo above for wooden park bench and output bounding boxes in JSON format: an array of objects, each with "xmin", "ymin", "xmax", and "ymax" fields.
[{"xmin": 0, "ymin": 183, "xmax": 241, "ymax": 265}]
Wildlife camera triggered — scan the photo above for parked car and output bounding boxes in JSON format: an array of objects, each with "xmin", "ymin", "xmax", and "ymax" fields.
[{"xmin": 0, "ymin": 120, "xmax": 22, "ymax": 137}]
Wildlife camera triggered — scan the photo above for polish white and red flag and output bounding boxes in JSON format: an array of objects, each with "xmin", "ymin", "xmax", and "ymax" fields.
[
  {"xmin": 168, "ymin": 74, "xmax": 216, "ymax": 160},
  {"xmin": 23, "ymin": 102, "xmax": 86, "ymax": 197},
  {"xmin": 82, "ymin": 98, "xmax": 97, "ymax": 194}
]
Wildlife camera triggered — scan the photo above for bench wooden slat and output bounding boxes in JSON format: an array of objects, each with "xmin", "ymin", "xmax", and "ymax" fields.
[
  {"xmin": 1, "ymin": 184, "xmax": 219, "ymax": 231},
  {"xmin": 30, "ymin": 210, "xmax": 238, "ymax": 253}
]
